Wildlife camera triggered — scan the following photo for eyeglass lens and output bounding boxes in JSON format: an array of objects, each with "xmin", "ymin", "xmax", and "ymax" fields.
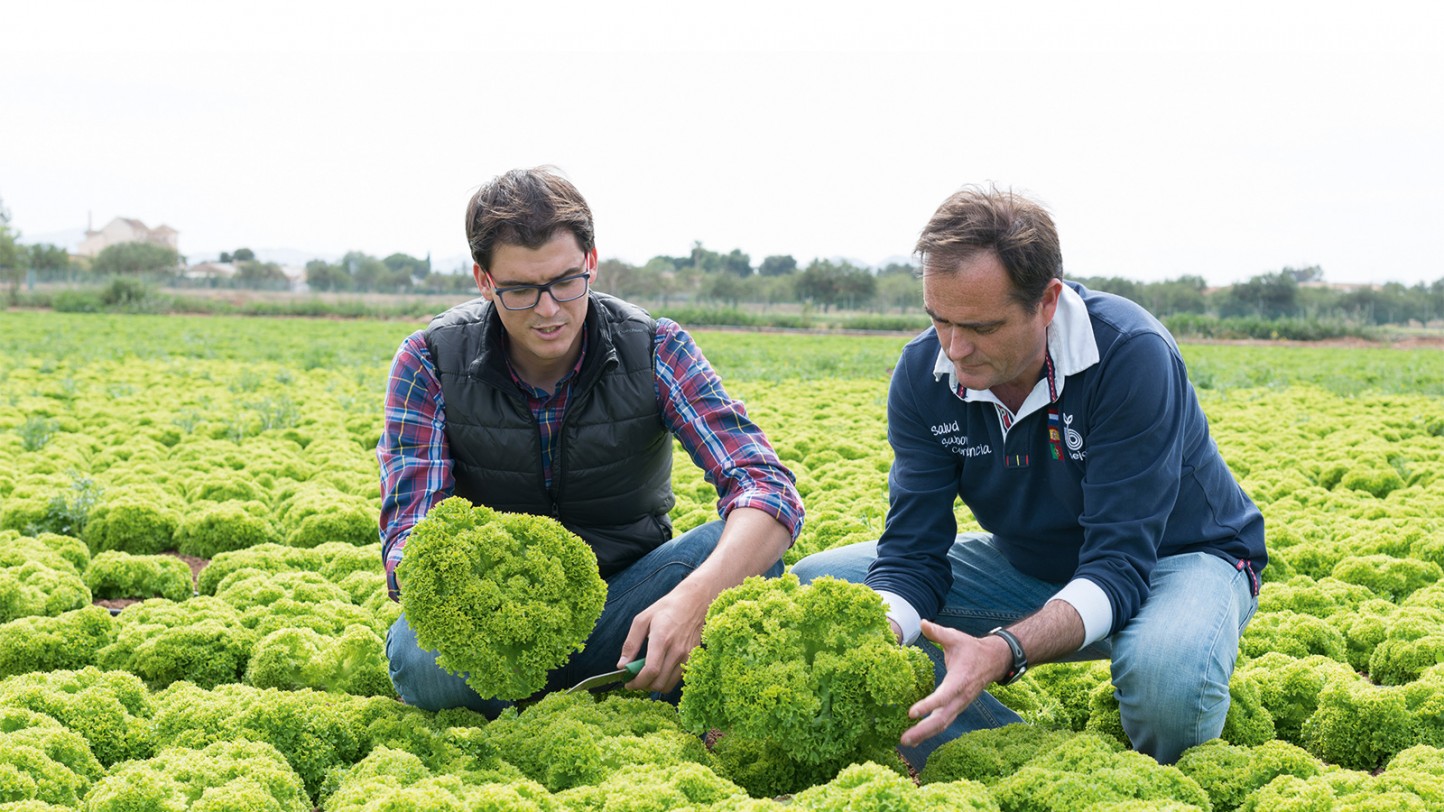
[{"xmin": 497, "ymin": 274, "xmax": 590, "ymax": 309}]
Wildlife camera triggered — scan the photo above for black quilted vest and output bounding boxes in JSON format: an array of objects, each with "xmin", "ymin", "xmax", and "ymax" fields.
[{"xmin": 424, "ymin": 293, "xmax": 676, "ymax": 576}]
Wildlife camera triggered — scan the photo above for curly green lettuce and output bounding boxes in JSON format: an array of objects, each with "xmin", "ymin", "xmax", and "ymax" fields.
[
  {"xmin": 679, "ymin": 574, "xmax": 935, "ymax": 770},
  {"xmin": 396, "ymin": 497, "xmax": 607, "ymax": 700}
]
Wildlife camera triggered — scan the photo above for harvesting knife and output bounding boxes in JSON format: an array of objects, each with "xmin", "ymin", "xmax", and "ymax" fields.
[{"xmin": 566, "ymin": 658, "xmax": 646, "ymax": 694}]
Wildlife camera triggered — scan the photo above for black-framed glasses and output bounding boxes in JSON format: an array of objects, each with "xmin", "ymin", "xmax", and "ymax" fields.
[{"xmin": 489, "ymin": 272, "xmax": 592, "ymax": 311}]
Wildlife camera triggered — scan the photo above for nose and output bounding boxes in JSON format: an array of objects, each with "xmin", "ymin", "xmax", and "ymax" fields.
[
  {"xmin": 532, "ymin": 288, "xmax": 562, "ymax": 316},
  {"xmin": 942, "ymin": 327, "xmax": 973, "ymax": 362}
]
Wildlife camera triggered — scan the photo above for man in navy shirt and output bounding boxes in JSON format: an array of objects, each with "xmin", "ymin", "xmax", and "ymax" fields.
[{"xmin": 792, "ymin": 186, "xmax": 1266, "ymax": 765}]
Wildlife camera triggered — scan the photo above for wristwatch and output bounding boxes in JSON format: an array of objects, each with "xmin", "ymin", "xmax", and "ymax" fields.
[{"xmin": 988, "ymin": 626, "xmax": 1028, "ymax": 686}]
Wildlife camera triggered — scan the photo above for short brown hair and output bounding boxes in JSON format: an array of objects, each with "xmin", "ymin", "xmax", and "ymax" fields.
[
  {"xmin": 915, "ymin": 185, "xmax": 1062, "ymax": 309},
  {"xmin": 464, "ymin": 166, "xmax": 595, "ymax": 271}
]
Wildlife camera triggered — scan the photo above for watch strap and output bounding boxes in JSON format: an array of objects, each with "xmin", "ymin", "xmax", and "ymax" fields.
[{"xmin": 989, "ymin": 626, "xmax": 1028, "ymax": 686}]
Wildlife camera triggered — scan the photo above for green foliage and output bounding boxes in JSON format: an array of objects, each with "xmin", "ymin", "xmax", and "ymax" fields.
[
  {"xmin": 1331, "ymin": 554, "xmax": 1442, "ymax": 602},
  {"xmin": 707, "ymin": 732, "xmax": 902, "ymax": 799},
  {"xmin": 195, "ymin": 541, "xmax": 379, "ymax": 596},
  {"xmin": 150, "ymin": 682, "xmax": 365, "ymax": 801},
  {"xmin": 397, "ymin": 497, "xmax": 607, "ymax": 700},
  {"xmin": 1240, "ymin": 610, "xmax": 1347, "ymax": 661},
  {"xmin": 83, "ymin": 551, "xmax": 193, "ymax": 601},
  {"xmin": 275, "ymin": 484, "xmax": 378, "ymax": 548},
  {"xmin": 990, "ymin": 660, "xmax": 1112, "ymax": 731},
  {"xmin": 0, "ymin": 606, "xmax": 115, "ymax": 679},
  {"xmin": 558, "ymin": 762, "xmax": 753, "ymax": 811},
  {"xmin": 1175, "ymin": 739, "xmax": 1325, "ymax": 812},
  {"xmin": 175, "ymin": 499, "xmax": 280, "ymax": 557},
  {"xmin": 1221, "ymin": 674, "xmax": 1277, "ymax": 747},
  {"xmin": 0, "ymin": 667, "xmax": 156, "ymax": 767},
  {"xmin": 919, "ymin": 724, "xmax": 1074, "ymax": 786},
  {"xmin": 1235, "ymin": 653, "xmax": 1363, "ymax": 745},
  {"xmin": 1301, "ymin": 679, "xmax": 1416, "ymax": 771},
  {"xmin": 83, "ymin": 491, "xmax": 181, "ymax": 555},
  {"xmin": 246, "ymin": 624, "xmax": 393, "ymax": 697},
  {"xmin": 91, "ymin": 242, "xmax": 179, "ymax": 276},
  {"xmin": 96, "ymin": 597, "xmax": 255, "ymax": 689},
  {"xmin": 1368, "ymin": 606, "xmax": 1444, "ymax": 685},
  {"xmin": 83, "ymin": 739, "xmax": 309, "ymax": 812},
  {"xmin": 679, "ymin": 574, "xmax": 934, "ymax": 772},
  {"xmin": 0, "ymin": 562, "xmax": 90, "ymax": 624},
  {"xmin": 790, "ymin": 760, "xmax": 998, "ymax": 811},
  {"xmin": 990, "ymin": 733, "xmax": 1211, "ymax": 812},
  {"xmin": 323, "ymin": 746, "xmax": 559, "ymax": 812},
  {"xmin": 0, "ymin": 735, "xmax": 88, "ymax": 808},
  {"xmin": 478, "ymin": 691, "xmax": 709, "ymax": 793}
]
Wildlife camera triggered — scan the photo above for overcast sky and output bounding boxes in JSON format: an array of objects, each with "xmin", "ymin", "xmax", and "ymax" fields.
[{"xmin": 4, "ymin": 1, "xmax": 1440, "ymax": 285}]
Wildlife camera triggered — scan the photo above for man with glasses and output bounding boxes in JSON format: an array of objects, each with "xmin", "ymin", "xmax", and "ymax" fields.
[{"xmin": 380, "ymin": 166, "xmax": 803, "ymax": 716}]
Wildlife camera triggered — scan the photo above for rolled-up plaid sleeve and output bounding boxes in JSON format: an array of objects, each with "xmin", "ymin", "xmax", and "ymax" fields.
[
  {"xmin": 654, "ymin": 319, "xmax": 804, "ymax": 542},
  {"xmin": 377, "ymin": 331, "xmax": 453, "ymax": 600}
]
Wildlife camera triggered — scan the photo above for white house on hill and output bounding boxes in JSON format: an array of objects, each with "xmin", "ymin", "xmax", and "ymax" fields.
[{"xmin": 76, "ymin": 217, "xmax": 179, "ymax": 258}]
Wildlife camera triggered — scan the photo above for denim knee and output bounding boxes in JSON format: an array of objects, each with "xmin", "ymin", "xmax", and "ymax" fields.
[{"xmin": 789, "ymin": 540, "xmax": 877, "ymax": 585}]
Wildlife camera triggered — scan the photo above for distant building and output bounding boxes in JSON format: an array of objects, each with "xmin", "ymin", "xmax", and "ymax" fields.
[{"xmin": 76, "ymin": 217, "xmax": 179, "ymax": 258}]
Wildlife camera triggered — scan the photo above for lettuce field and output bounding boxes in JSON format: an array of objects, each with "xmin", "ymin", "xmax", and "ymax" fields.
[{"xmin": 2, "ymin": 310, "xmax": 1444, "ymax": 810}]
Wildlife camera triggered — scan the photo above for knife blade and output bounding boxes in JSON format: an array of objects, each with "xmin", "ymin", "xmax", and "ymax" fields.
[{"xmin": 565, "ymin": 658, "xmax": 646, "ymax": 694}]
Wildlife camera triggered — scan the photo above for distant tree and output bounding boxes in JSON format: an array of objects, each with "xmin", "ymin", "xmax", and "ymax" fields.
[
  {"xmin": 305, "ymin": 259, "xmax": 350, "ymax": 291},
  {"xmin": 758, "ymin": 254, "xmax": 798, "ymax": 277},
  {"xmin": 92, "ymin": 242, "xmax": 180, "ymax": 276},
  {"xmin": 219, "ymin": 251, "xmax": 233, "ymax": 263},
  {"xmin": 700, "ymin": 272, "xmax": 748, "ymax": 307},
  {"xmin": 721, "ymin": 248, "xmax": 752, "ymax": 277},
  {"xmin": 1075, "ymin": 276, "xmax": 1144, "ymax": 304},
  {"xmin": 796, "ymin": 259, "xmax": 874, "ymax": 312},
  {"xmin": 1282, "ymin": 264, "xmax": 1324, "ymax": 283},
  {"xmin": 342, "ymin": 251, "xmax": 392, "ymax": 291},
  {"xmin": 685, "ymin": 241, "xmax": 722, "ymax": 274},
  {"xmin": 232, "ymin": 247, "xmax": 256, "ymax": 262},
  {"xmin": 1218, "ymin": 271, "xmax": 1299, "ymax": 319},
  {"xmin": 876, "ymin": 262, "xmax": 917, "ymax": 278},
  {"xmin": 0, "ymin": 196, "xmax": 21, "ymax": 304},
  {"xmin": 755, "ymin": 274, "xmax": 796, "ymax": 310},
  {"xmin": 383, "ymin": 252, "xmax": 428, "ymax": 282},
  {"xmin": 835, "ymin": 262, "xmax": 877, "ymax": 310},
  {"xmin": 28, "ymin": 243, "xmax": 70, "ymax": 272},
  {"xmin": 1141, "ymin": 276, "xmax": 1208, "ymax": 316},
  {"xmin": 234, "ymin": 259, "xmax": 287, "ymax": 287},
  {"xmin": 877, "ymin": 272, "xmax": 922, "ymax": 313},
  {"xmin": 593, "ymin": 258, "xmax": 645, "ymax": 299}
]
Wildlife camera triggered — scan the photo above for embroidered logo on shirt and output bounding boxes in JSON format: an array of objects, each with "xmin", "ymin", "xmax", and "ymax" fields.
[
  {"xmin": 931, "ymin": 420, "xmax": 992, "ymax": 458},
  {"xmin": 1062, "ymin": 412, "xmax": 1086, "ymax": 460}
]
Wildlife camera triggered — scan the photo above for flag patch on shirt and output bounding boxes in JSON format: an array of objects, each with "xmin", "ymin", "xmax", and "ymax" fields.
[{"xmin": 1048, "ymin": 408, "xmax": 1063, "ymax": 461}]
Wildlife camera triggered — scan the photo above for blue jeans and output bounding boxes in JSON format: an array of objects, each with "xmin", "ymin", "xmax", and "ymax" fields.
[
  {"xmin": 386, "ymin": 520, "xmax": 784, "ymax": 717},
  {"xmin": 788, "ymin": 533, "xmax": 1257, "ymax": 766}
]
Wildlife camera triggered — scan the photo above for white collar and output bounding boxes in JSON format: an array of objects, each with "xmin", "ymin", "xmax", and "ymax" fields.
[{"xmin": 932, "ymin": 283, "xmax": 1099, "ymax": 420}]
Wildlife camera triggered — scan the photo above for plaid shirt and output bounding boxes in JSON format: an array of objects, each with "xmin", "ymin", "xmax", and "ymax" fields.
[{"xmin": 377, "ymin": 317, "xmax": 804, "ymax": 599}]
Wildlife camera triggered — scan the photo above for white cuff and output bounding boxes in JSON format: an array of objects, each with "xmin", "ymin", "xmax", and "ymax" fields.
[
  {"xmin": 1052, "ymin": 578, "xmax": 1112, "ymax": 648},
  {"xmin": 876, "ymin": 590, "xmax": 922, "ymax": 646}
]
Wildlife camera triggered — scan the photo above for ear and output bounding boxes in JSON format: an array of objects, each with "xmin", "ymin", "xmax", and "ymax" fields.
[
  {"xmin": 473, "ymin": 262, "xmax": 493, "ymax": 301},
  {"xmin": 586, "ymin": 248, "xmax": 599, "ymax": 282},
  {"xmin": 1039, "ymin": 278, "xmax": 1063, "ymax": 323}
]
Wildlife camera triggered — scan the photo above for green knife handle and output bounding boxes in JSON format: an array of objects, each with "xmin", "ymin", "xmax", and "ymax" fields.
[{"xmin": 623, "ymin": 658, "xmax": 646, "ymax": 677}]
